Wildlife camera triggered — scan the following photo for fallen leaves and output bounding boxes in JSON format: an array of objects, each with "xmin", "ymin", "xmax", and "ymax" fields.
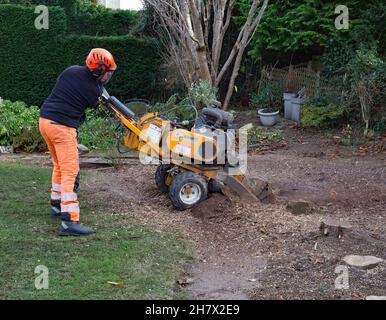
[
  {"xmin": 288, "ymin": 123, "xmax": 302, "ymax": 129},
  {"xmin": 351, "ymin": 291, "xmax": 365, "ymax": 300},
  {"xmin": 358, "ymin": 146, "xmax": 368, "ymax": 154},
  {"xmin": 249, "ymin": 141, "xmax": 288, "ymax": 155},
  {"xmin": 357, "ymin": 141, "xmax": 385, "ymax": 155}
]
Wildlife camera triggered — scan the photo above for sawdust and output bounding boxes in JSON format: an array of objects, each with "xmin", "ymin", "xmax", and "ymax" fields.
[
  {"xmin": 79, "ymin": 148, "xmax": 385, "ymax": 300},
  {"xmin": 191, "ymin": 193, "xmax": 233, "ymax": 219}
]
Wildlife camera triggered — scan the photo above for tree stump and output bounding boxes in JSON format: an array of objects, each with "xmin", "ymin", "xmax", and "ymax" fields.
[{"xmin": 319, "ymin": 218, "xmax": 352, "ymax": 238}]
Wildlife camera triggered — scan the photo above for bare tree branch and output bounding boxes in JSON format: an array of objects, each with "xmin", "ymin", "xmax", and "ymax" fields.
[
  {"xmin": 223, "ymin": 0, "xmax": 270, "ymax": 109},
  {"xmin": 143, "ymin": 0, "xmax": 269, "ymax": 110}
]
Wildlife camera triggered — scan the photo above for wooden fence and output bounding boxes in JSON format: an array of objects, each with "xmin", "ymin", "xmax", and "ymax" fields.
[{"xmin": 259, "ymin": 62, "xmax": 344, "ymax": 99}]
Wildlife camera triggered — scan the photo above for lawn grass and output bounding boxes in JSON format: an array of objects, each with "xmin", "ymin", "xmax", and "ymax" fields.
[{"xmin": 0, "ymin": 163, "xmax": 191, "ymax": 300}]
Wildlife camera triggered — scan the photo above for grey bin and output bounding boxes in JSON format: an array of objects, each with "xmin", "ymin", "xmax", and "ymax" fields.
[
  {"xmin": 291, "ymin": 97, "xmax": 307, "ymax": 123},
  {"xmin": 283, "ymin": 93, "xmax": 296, "ymax": 120}
]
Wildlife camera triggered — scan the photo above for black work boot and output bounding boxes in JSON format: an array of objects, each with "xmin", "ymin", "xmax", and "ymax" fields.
[
  {"xmin": 50, "ymin": 200, "xmax": 61, "ymax": 219},
  {"xmin": 58, "ymin": 221, "xmax": 94, "ymax": 236}
]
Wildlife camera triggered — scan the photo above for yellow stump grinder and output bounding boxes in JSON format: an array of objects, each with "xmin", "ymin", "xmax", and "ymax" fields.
[{"xmin": 100, "ymin": 89, "xmax": 274, "ymax": 210}]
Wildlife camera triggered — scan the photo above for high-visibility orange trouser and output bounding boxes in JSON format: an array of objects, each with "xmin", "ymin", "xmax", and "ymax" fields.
[{"xmin": 39, "ymin": 117, "xmax": 80, "ymax": 222}]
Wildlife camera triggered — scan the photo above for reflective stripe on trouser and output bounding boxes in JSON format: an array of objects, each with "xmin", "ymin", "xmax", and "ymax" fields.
[
  {"xmin": 61, "ymin": 192, "xmax": 80, "ymax": 221},
  {"xmin": 39, "ymin": 117, "xmax": 80, "ymax": 222},
  {"xmin": 51, "ymin": 183, "xmax": 61, "ymax": 208}
]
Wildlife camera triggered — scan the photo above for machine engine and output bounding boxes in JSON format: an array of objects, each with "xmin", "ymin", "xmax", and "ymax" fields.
[{"xmin": 193, "ymin": 108, "xmax": 238, "ymax": 166}]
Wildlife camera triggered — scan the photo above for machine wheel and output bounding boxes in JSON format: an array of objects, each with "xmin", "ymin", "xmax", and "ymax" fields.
[
  {"xmin": 208, "ymin": 179, "xmax": 223, "ymax": 193},
  {"xmin": 169, "ymin": 171, "xmax": 208, "ymax": 211},
  {"xmin": 155, "ymin": 164, "xmax": 172, "ymax": 193}
]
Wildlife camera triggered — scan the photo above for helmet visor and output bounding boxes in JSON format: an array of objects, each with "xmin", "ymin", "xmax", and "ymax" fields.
[{"xmin": 99, "ymin": 71, "xmax": 114, "ymax": 85}]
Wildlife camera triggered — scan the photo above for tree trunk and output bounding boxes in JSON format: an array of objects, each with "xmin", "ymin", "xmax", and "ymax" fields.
[
  {"xmin": 223, "ymin": 42, "xmax": 246, "ymax": 110},
  {"xmin": 143, "ymin": 0, "xmax": 269, "ymax": 108},
  {"xmin": 187, "ymin": 0, "xmax": 212, "ymax": 83}
]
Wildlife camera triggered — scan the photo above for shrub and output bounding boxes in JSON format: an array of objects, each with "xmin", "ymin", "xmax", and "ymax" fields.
[
  {"xmin": 346, "ymin": 48, "xmax": 386, "ymax": 134},
  {"xmin": 0, "ymin": 98, "xmax": 45, "ymax": 151},
  {"xmin": 301, "ymin": 101, "xmax": 348, "ymax": 128},
  {"xmin": 320, "ymin": 3, "xmax": 386, "ymax": 134},
  {"xmin": 0, "ymin": 97, "xmax": 116, "ymax": 152},
  {"xmin": 374, "ymin": 117, "xmax": 386, "ymax": 133},
  {"xmin": 12, "ymin": 127, "xmax": 47, "ymax": 152},
  {"xmin": 149, "ymin": 81, "xmax": 219, "ymax": 122},
  {"xmin": 149, "ymin": 94, "xmax": 197, "ymax": 122},
  {"xmin": 250, "ymin": 82, "xmax": 282, "ymax": 111},
  {"xmin": 77, "ymin": 109, "xmax": 117, "ymax": 151},
  {"xmin": 321, "ymin": 44, "xmax": 386, "ymax": 133},
  {"xmin": 187, "ymin": 81, "xmax": 218, "ymax": 109}
]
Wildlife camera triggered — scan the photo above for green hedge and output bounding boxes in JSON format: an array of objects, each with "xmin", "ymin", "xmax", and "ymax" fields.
[
  {"xmin": 0, "ymin": 4, "xmax": 161, "ymax": 106},
  {"xmin": 0, "ymin": 0, "xmax": 139, "ymax": 35},
  {"xmin": 69, "ymin": 0, "xmax": 139, "ymax": 36},
  {"xmin": 64, "ymin": 35, "xmax": 160, "ymax": 99}
]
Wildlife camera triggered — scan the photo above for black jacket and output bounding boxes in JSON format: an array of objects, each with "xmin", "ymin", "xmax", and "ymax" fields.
[{"xmin": 40, "ymin": 66, "xmax": 102, "ymax": 129}]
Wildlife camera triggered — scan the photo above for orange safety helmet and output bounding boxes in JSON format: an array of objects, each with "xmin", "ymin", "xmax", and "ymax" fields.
[{"xmin": 86, "ymin": 48, "xmax": 117, "ymax": 78}]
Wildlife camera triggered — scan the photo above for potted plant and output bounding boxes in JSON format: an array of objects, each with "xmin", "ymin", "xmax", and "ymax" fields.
[
  {"xmin": 252, "ymin": 82, "xmax": 281, "ymax": 126},
  {"xmin": 258, "ymin": 108, "xmax": 280, "ymax": 127}
]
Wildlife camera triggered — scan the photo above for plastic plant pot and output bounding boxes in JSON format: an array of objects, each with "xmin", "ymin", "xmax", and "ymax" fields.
[{"xmin": 258, "ymin": 108, "xmax": 279, "ymax": 127}]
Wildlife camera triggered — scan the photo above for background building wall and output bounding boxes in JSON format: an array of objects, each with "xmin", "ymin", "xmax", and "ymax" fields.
[{"xmin": 97, "ymin": 0, "xmax": 121, "ymax": 9}]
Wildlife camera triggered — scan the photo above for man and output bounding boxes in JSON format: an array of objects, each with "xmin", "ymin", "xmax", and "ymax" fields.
[{"xmin": 39, "ymin": 48, "xmax": 117, "ymax": 236}]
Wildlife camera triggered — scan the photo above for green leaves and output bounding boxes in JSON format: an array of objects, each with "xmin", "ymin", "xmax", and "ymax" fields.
[
  {"xmin": 0, "ymin": 99, "xmax": 40, "ymax": 146},
  {"xmin": 250, "ymin": 82, "xmax": 282, "ymax": 109},
  {"xmin": 150, "ymin": 81, "xmax": 219, "ymax": 121},
  {"xmin": 248, "ymin": 126, "xmax": 284, "ymax": 145},
  {"xmin": 302, "ymin": 102, "xmax": 347, "ymax": 128},
  {"xmin": 188, "ymin": 81, "xmax": 218, "ymax": 109},
  {"xmin": 77, "ymin": 109, "xmax": 116, "ymax": 151}
]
